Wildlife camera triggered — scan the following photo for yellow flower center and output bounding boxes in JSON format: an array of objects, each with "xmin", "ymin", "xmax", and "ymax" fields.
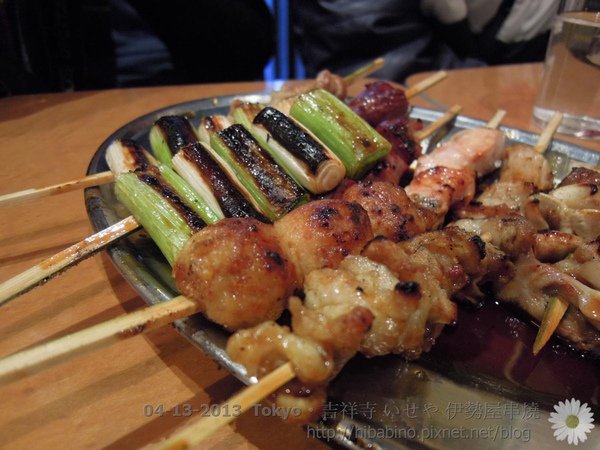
[{"xmin": 566, "ymin": 415, "xmax": 579, "ymax": 429}]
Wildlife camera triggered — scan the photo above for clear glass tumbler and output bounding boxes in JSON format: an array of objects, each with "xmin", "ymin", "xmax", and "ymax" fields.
[{"xmin": 532, "ymin": 0, "xmax": 600, "ymax": 139}]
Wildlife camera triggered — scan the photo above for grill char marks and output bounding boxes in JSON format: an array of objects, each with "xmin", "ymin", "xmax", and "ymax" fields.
[
  {"xmin": 136, "ymin": 170, "xmax": 205, "ymax": 231},
  {"xmin": 253, "ymin": 107, "xmax": 328, "ymax": 174},
  {"xmin": 180, "ymin": 143, "xmax": 267, "ymax": 222},
  {"xmin": 120, "ymin": 139, "xmax": 153, "ymax": 171},
  {"xmin": 155, "ymin": 115, "xmax": 198, "ymax": 155},
  {"xmin": 218, "ymin": 124, "xmax": 304, "ymax": 213}
]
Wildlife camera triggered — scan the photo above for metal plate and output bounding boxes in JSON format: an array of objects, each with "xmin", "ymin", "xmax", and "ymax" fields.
[{"xmin": 85, "ymin": 94, "xmax": 600, "ymax": 449}]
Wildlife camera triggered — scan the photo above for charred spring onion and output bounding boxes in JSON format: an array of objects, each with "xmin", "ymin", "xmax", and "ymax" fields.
[
  {"xmin": 105, "ymin": 138, "xmax": 158, "ymax": 174},
  {"xmin": 208, "ymin": 124, "xmax": 308, "ymax": 221},
  {"xmin": 172, "ymin": 142, "xmax": 267, "ymax": 222},
  {"xmin": 149, "ymin": 115, "xmax": 199, "ymax": 167},
  {"xmin": 115, "ymin": 171, "xmax": 204, "ymax": 266},
  {"xmin": 198, "ymin": 115, "xmax": 232, "ymax": 144},
  {"xmin": 157, "ymin": 163, "xmax": 222, "ymax": 225},
  {"xmin": 289, "ymin": 89, "xmax": 391, "ymax": 179},
  {"xmin": 232, "ymin": 105, "xmax": 346, "ymax": 194}
]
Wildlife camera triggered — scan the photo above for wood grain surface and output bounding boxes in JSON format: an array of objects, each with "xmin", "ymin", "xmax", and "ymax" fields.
[{"xmin": 0, "ymin": 63, "xmax": 598, "ymax": 450}]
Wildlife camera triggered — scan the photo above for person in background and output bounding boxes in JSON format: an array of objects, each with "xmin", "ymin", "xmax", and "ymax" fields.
[
  {"xmin": 0, "ymin": 0, "xmax": 275, "ymax": 96},
  {"xmin": 292, "ymin": 0, "xmax": 560, "ymax": 82}
]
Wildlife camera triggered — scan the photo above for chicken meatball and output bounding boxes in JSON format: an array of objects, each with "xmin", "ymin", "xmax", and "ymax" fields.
[
  {"xmin": 173, "ymin": 218, "xmax": 298, "ymax": 330},
  {"xmin": 273, "ymin": 199, "xmax": 373, "ymax": 281}
]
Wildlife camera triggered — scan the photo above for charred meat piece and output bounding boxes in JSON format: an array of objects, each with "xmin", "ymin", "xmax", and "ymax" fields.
[
  {"xmin": 273, "ymin": 199, "xmax": 373, "ymax": 282},
  {"xmin": 365, "ymin": 116, "xmax": 423, "ymax": 185},
  {"xmin": 173, "ymin": 218, "xmax": 298, "ymax": 330},
  {"xmin": 342, "ymin": 181, "xmax": 434, "ymax": 241},
  {"xmin": 348, "ymin": 81, "xmax": 409, "ymax": 127},
  {"xmin": 558, "ymin": 166, "xmax": 600, "ymax": 188}
]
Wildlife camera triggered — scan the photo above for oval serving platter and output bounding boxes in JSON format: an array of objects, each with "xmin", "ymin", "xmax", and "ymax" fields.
[{"xmin": 85, "ymin": 93, "xmax": 600, "ymax": 450}]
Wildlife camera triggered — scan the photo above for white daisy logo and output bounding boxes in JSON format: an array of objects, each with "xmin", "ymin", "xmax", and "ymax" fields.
[{"xmin": 549, "ymin": 398, "xmax": 595, "ymax": 445}]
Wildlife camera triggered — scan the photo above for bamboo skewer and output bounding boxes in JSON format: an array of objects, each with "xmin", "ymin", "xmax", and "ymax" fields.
[
  {"xmin": 533, "ymin": 296, "xmax": 568, "ymax": 355},
  {"xmin": 485, "ymin": 109, "xmax": 506, "ymax": 129},
  {"xmin": 530, "ymin": 111, "xmax": 567, "ymax": 354},
  {"xmin": 533, "ymin": 111, "xmax": 563, "ymax": 153},
  {"xmin": 405, "ymin": 71, "xmax": 447, "ymax": 98},
  {"xmin": 414, "ymin": 104, "xmax": 462, "ymax": 141},
  {"xmin": 157, "ymin": 362, "xmax": 295, "ymax": 450},
  {"xmin": 0, "ymin": 216, "xmax": 141, "ymax": 306},
  {"xmin": 342, "ymin": 57, "xmax": 385, "ymax": 85},
  {"xmin": 0, "ymin": 295, "xmax": 197, "ymax": 383},
  {"xmin": 0, "ymin": 170, "xmax": 114, "ymax": 207}
]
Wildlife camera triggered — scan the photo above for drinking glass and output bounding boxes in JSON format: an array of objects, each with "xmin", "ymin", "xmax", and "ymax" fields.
[{"xmin": 532, "ymin": 0, "xmax": 600, "ymax": 138}]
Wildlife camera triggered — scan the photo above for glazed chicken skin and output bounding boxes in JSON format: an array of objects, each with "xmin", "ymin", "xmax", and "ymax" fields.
[{"xmin": 174, "ymin": 199, "xmax": 372, "ymax": 330}]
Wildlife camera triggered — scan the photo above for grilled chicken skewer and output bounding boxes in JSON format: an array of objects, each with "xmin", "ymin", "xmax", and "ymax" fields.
[
  {"xmin": 0, "ymin": 103, "xmax": 461, "ymax": 305},
  {"xmin": 0, "ymin": 110, "xmax": 505, "ymax": 382},
  {"xmin": 157, "ymin": 224, "xmax": 514, "ymax": 449},
  {"xmin": 0, "ymin": 199, "xmax": 373, "ymax": 383},
  {"xmin": 451, "ymin": 113, "xmax": 599, "ymax": 354}
]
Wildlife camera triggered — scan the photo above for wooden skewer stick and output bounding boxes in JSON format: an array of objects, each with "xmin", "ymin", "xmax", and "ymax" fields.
[
  {"xmin": 532, "ymin": 296, "xmax": 568, "ymax": 355},
  {"xmin": 405, "ymin": 71, "xmax": 447, "ymax": 98},
  {"xmin": 533, "ymin": 111, "xmax": 563, "ymax": 153},
  {"xmin": 414, "ymin": 104, "xmax": 462, "ymax": 141},
  {"xmin": 0, "ymin": 170, "xmax": 114, "ymax": 207},
  {"xmin": 342, "ymin": 57, "xmax": 385, "ymax": 86},
  {"xmin": 0, "ymin": 216, "xmax": 140, "ymax": 306},
  {"xmin": 485, "ymin": 109, "xmax": 506, "ymax": 129},
  {"xmin": 530, "ymin": 112, "xmax": 567, "ymax": 354},
  {"xmin": 0, "ymin": 295, "xmax": 197, "ymax": 383},
  {"xmin": 156, "ymin": 362, "xmax": 295, "ymax": 450}
]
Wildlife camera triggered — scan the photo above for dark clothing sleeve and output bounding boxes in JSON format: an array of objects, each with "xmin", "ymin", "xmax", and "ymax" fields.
[{"xmin": 291, "ymin": 0, "xmax": 485, "ymax": 83}]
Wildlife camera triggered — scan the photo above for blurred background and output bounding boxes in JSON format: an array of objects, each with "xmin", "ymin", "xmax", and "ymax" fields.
[{"xmin": 0, "ymin": 0, "xmax": 558, "ymax": 97}]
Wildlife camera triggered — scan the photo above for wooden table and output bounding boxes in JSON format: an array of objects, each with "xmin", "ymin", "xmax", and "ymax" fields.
[{"xmin": 0, "ymin": 63, "xmax": 598, "ymax": 450}]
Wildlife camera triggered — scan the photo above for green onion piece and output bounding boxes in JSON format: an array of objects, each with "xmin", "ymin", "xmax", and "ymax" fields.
[
  {"xmin": 198, "ymin": 115, "xmax": 232, "ymax": 144},
  {"xmin": 290, "ymin": 89, "xmax": 391, "ymax": 178},
  {"xmin": 230, "ymin": 101, "xmax": 265, "ymax": 130},
  {"xmin": 209, "ymin": 124, "xmax": 308, "ymax": 221},
  {"xmin": 115, "ymin": 173, "xmax": 194, "ymax": 266},
  {"xmin": 157, "ymin": 163, "xmax": 222, "ymax": 224},
  {"xmin": 245, "ymin": 106, "xmax": 346, "ymax": 193},
  {"xmin": 149, "ymin": 115, "xmax": 199, "ymax": 167},
  {"xmin": 105, "ymin": 139, "xmax": 158, "ymax": 175}
]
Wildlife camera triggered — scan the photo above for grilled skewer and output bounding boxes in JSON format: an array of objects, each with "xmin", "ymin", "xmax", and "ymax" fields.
[
  {"xmin": 0, "ymin": 107, "xmax": 504, "ymax": 379},
  {"xmin": 0, "ymin": 58, "xmax": 410, "ymax": 207},
  {"xmin": 453, "ymin": 113, "xmax": 592, "ymax": 354},
  {"xmin": 0, "ymin": 110, "xmax": 503, "ymax": 383},
  {"xmin": 0, "ymin": 103, "xmax": 460, "ymax": 305}
]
